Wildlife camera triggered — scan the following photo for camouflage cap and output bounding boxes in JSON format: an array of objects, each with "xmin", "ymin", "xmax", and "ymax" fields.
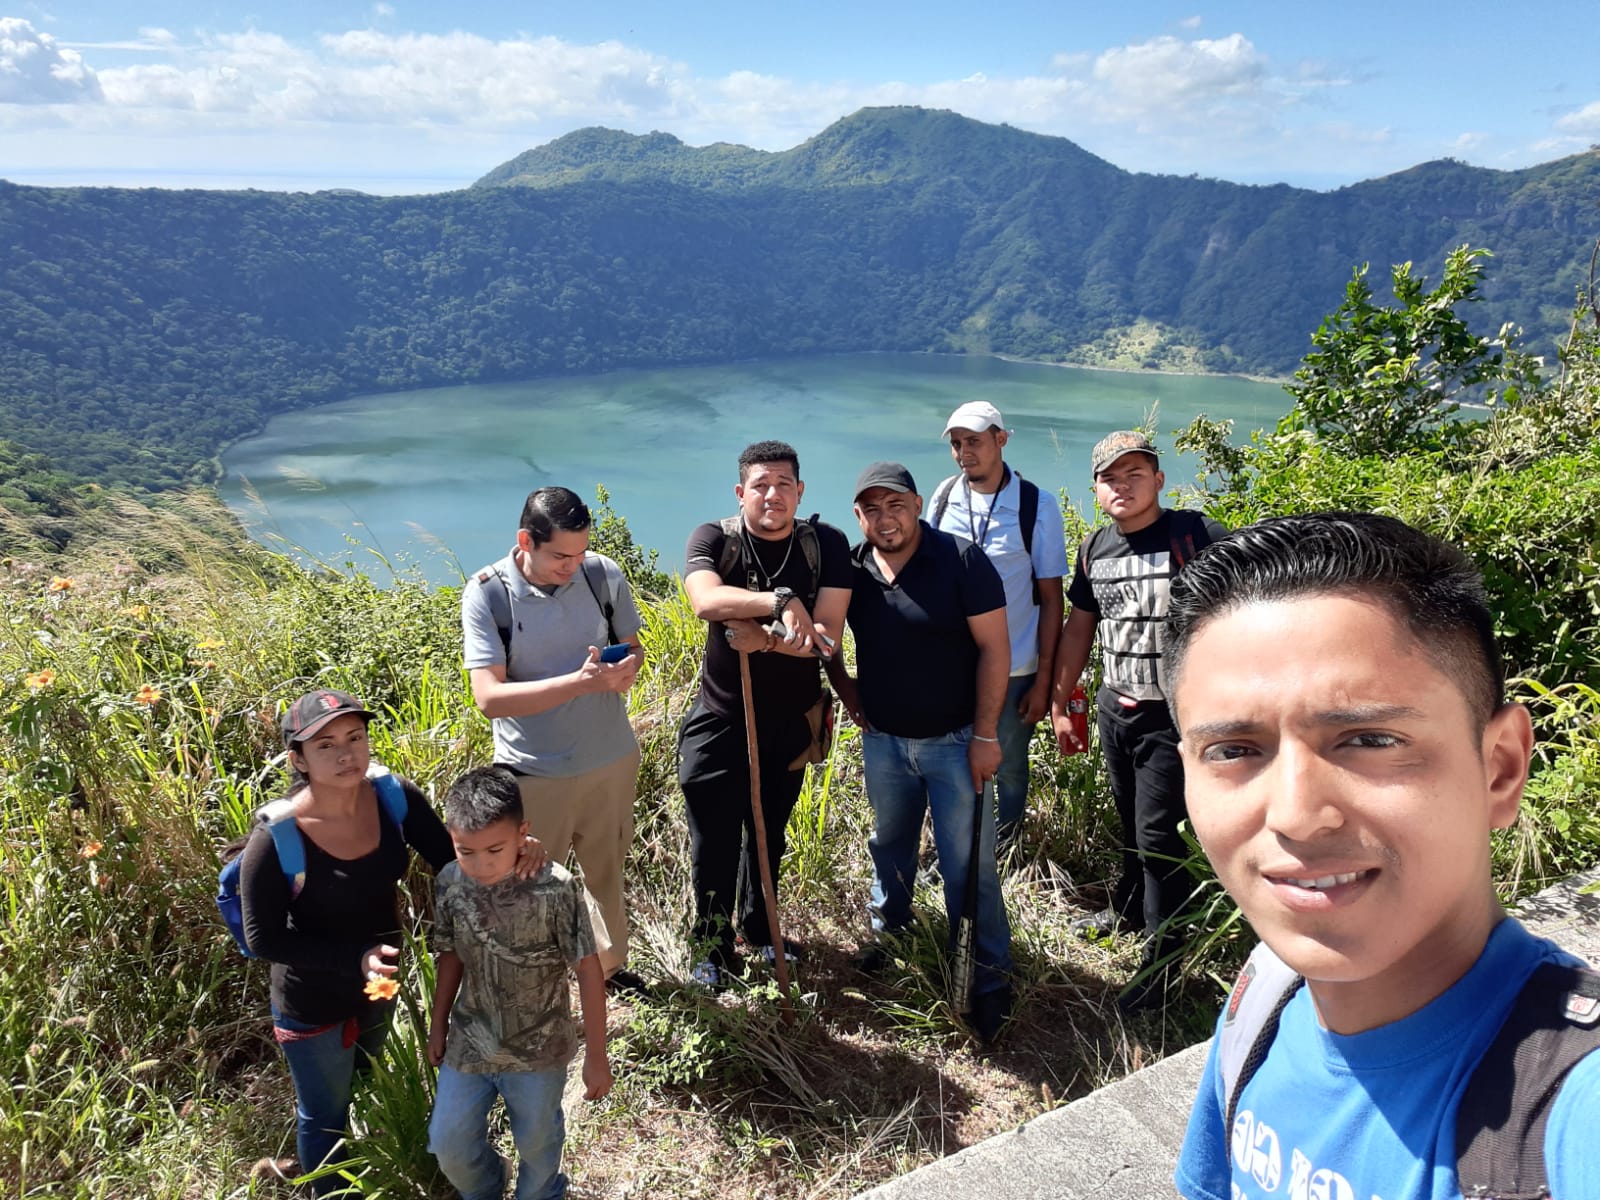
[{"xmin": 1090, "ymin": 430, "xmax": 1159, "ymax": 477}]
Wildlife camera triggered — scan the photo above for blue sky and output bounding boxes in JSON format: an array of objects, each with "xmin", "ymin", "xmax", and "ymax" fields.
[{"xmin": 3, "ymin": 1, "xmax": 1597, "ymax": 192}]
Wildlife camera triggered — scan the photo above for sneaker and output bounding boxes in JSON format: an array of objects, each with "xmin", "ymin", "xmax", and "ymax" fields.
[
  {"xmin": 851, "ymin": 940, "xmax": 894, "ymax": 977},
  {"xmin": 1117, "ymin": 940, "xmax": 1181, "ymax": 1013},
  {"xmin": 1070, "ymin": 907, "xmax": 1136, "ymax": 942},
  {"xmin": 688, "ymin": 960, "xmax": 727, "ymax": 992},
  {"xmin": 757, "ymin": 939, "xmax": 802, "ymax": 967},
  {"xmin": 250, "ymin": 1156, "xmax": 300, "ymax": 1183},
  {"xmin": 966, "ymin": 986, "xmax": 1013, "ymax": 1045},
  {"xmin": 605, "ymin": 968, "xmax": 651, "ymax": 997}
]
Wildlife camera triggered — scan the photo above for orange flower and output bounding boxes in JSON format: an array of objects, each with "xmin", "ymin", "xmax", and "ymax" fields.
[
  {"xmin": 25, "ymin": 669, "xmax": 56, "ymax": 690},
  {"xmin": 79, "ymin": 840, "xmax": 103, "ymax": 859},
  {"xmin": 363, "ymin": 976, "xmax": 399, "ymax": 1001},
  {"xmin": 120, "ymin": 605, "xmax": 150, "ymax": 621},
  {"xmin": 134, "ymin": 684, "xmax": 162, "ymax": 706},
  {"xmin": 48, "ymin": 576, "xmax": 74, "ymax": 593}
]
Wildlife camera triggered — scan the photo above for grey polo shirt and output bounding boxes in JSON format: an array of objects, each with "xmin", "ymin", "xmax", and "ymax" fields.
[{"xmin": 461, "ymin": 551, "xmax": 642, "ymax": 778}]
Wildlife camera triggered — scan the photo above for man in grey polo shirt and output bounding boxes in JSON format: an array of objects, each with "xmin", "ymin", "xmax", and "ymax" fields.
[{"xmin": 462, "ymin": 486, "xmax": 647, "ymax": 994}]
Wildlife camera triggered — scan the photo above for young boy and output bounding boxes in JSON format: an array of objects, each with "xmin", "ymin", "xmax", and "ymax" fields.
[
  {"xmin": 1166, "ymin": 512, "xmax": 1600, "ymax": 1200},
  {"xmin": 1050, "ymin": 430, "xmax": 1227, "ymax": 1009},
  {"xmin": 428, "ymin": 766, "xmax": 612, "ymax": 1200}
]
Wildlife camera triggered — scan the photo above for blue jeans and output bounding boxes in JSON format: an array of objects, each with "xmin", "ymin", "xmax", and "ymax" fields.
[
  {"xmin": 862, "ymin": 726, "xmax": 1012, "ymax": 995},
  {"xmin": 995, "ymin": 673, "xmax": 1037, "ymax": 844},
  {"xmin": 272, "ymin": 1002, "xmax": 395, "ymax": 1196},
  {"xmin": 429, "ymin": 1063, "xmax": 568, "ymax": 1200}
]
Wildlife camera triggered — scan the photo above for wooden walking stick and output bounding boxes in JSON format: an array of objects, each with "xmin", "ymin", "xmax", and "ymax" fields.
[{"xmin": 738, "ymin": 647, "xmax": 796, "ymax": 1024}]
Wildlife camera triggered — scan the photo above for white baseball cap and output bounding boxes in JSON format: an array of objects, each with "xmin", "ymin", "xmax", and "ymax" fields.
[{"xmin": 942, "ymin": 400, "xmax": 1005, "ymax": 437}]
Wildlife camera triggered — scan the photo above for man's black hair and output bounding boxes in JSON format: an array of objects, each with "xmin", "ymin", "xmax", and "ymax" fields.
[
  {"xmin": 442, "ymin": 766, "xmax": 524, "ymax": 834},
  {"xmin": 1166, "ymin": 511, "xmax": 1504, "ymax": 726},
  {"xmin": 737, "ymin": 440, "xmax": 800, "ymax": 483},
  {"xmin": 519, "ymin": 486, "xmax": 591, "ymax": 547}
]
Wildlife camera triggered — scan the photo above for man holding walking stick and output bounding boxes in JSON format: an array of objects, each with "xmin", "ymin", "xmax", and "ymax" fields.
[
  {"xmin": 679, "ymin": 441, "xmax": 852, "ymax": 990},
  {"xmin": 829, "ymin": 462, "xmax": 1014, "ymax": 1044}
]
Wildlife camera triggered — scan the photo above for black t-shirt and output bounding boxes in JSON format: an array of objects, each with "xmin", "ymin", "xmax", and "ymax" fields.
[
  {"xmin": 239, "ymin": 777, "xmax": 453, "ymax": 1026},
  {"xmin": 846, "ymin": 521, "xmax": 1006, "ymax": 738},
  {"xmin": 1066, "ymin": 508, "xmax": 1228, "ymax": 705},
  {"xmin": 683, "ymin": 518, "xmax": 853, "ymax": 726}
]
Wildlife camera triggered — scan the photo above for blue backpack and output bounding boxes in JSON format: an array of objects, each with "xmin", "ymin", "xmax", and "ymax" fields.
[{"xmin": 217, "ymin": 770, "xmax": 408, "ymax": 957}]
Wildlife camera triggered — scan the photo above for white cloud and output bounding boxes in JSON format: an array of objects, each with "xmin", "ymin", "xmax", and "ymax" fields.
[
  {"xmin": 1178, "ymin": 15, "xmax": 1203, "ymax": 29},
  {"xmin": 0, "ymin": 16, "xmax": 103, "ymax": 102},
  {"xmin": 1091, "ymin": 34, "xmax": 1267, "ymax": 121},
  {"xmin": 0, "ymin": 18, "xmax": 1404, "ymax": 188},
  {"xmin": 373, "ymin": 3, "xmax": 395, "ymax": 16},
  {"xmin": 1554, "ymin": 99, "xmax": 1600, "ymax": 137}
]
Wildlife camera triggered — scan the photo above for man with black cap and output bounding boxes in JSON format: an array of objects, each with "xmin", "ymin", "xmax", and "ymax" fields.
[
  {"xmin": 932, "ymin": 400, "xmax": 1069, "ymax": 848},
  {"xmin": 1049, "ymin": 430, "xmax": 1227, "ymax": 1011},
  {"xmin": 830, "ymin": 462, "xmax": 1014, "ymax": 1042}
]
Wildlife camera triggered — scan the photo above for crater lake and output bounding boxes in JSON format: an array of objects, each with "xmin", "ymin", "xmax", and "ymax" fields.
[{"xmin": 219, "ymin": 352, "xmax": 1288, "ymax": 581}]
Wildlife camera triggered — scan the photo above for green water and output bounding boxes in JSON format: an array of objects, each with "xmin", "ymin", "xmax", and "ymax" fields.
[{"xmin": 218, "ymin": 353, "xmax": 1287, "ymax": 581}]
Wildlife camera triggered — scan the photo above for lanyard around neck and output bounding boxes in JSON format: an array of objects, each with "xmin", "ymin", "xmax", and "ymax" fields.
[{"xmin": 963, "ymin": 464, "xmax": 1011, "ymax": 549}]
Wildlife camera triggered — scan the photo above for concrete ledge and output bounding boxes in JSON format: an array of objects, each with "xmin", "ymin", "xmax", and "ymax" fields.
[{"xmin": 856, "ymin": 866, "xmax": 1600, "ymax": 1200}]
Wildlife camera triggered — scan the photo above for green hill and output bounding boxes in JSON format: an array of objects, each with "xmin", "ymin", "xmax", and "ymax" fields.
[{"xmin": 1, "ymin": 106, "xmax": 1596, "ymax": 506}]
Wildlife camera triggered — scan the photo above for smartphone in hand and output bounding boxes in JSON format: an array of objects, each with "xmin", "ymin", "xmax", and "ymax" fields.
[{"xmin": 599, "ymin": 643, "xmax": 633, "ymax": 664}]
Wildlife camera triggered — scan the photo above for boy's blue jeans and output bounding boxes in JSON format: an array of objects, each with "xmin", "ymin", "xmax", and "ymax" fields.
[
  {"xmin": 862, "ymin": 726, "xmax": 1012, "ymax": 996},
  {"xmin": 430, "ymin": 1063, "xmax": 568, "ymax": 1200},
  {"xmin": 272, "ymin": 1002, "xmax": 394, "ymax": 1197}
]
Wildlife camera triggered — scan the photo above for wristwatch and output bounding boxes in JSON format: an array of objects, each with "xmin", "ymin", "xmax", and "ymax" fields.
[{"xmin": 772, "ymin": 586, "xmax": 796, "ymax": 621}]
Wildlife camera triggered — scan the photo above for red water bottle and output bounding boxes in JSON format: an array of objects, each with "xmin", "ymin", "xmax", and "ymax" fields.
[{"xmin": 1064, "ymin": 683, "xmax": 1089, "ymax": 755}]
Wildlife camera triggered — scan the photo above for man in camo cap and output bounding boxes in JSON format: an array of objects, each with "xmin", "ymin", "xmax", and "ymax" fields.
[{"xmin": 1050, "ymin": 430, "xmax": 1228, "ymax": 1011}]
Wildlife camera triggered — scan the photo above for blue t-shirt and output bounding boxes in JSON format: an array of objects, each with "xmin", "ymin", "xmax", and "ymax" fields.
[{"xmin": 1176, "ymin": 918, "xmax": 1600, "ymax": 1200}]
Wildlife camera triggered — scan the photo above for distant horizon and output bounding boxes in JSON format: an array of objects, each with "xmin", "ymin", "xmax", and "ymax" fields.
[
  {"xmin": 4, "ymin": 4, "xmax": 1595, "ymax": 196},
  {"xmin": 5, "ymin": 107, "xmax": 1593, "ymax": 198}
]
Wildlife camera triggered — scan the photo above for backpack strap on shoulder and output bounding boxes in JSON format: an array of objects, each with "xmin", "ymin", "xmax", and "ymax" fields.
[
  {"xmin": 1218, "ymin": 941, "xmax": 1304, "ymax": 1135},
  {"xmin": 1014, "ymin": 469, "xmax": 1041, "ymax": 604},
  {"xmin": 931, "ymin": 475, "xmax": 960, "ymax": 529},
  {"xmin": 368, "ymin": 767, "xmax": 409, "ymax": 827},
  {"xmin": 580, "ymin": 553, "xmax": 619, "ymax": 645},
  {"xmin": 474, "ymin": 564, "xmax": 515, "ymax": 666},
  {"xmin": 1456, "ymin": 962, "xmax": 1600, "ymax": 1199},
  {"xmin": 796, "ymin": 515, "xmax": 822, "ymax": 609},
  {"xmin": 716, "ymin": 515, "xmax": 750, "ymax": 590},
  {"xmin": 256, "ymin": 797, "xmax": 307, "ymax": 898}
]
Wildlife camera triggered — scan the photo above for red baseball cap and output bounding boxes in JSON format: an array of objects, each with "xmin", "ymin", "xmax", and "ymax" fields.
[{"xmin": 281, "ymin": 689, "xmax": 376, "ymax": 745}]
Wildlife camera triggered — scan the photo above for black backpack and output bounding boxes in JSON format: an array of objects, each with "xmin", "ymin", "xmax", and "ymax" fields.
[
  {"xmin": 474, "ymin": 553, "xmax": 618, "ymax": 668},
  {"xmin": 1217, "ymin": 940, "xmax": 1600, "ymax": 1199},
  {"xmin": 931, "ymin": 467, "xmax": 1042, "ymax": 603}
]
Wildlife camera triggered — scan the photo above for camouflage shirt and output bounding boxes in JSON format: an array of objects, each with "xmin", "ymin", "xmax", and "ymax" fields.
[{"xmin": 433, "ymin": 861, "xmax": 606, "ymax": 1073}]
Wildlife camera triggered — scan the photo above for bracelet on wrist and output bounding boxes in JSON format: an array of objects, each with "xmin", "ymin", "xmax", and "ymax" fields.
[{"xmin": 972, "ymin": 734, "xmax": 1000, "ymax": 743}]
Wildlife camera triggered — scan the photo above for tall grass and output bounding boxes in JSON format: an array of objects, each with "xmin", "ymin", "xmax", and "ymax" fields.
[{"xmin": 2, "ymin": 505, "xmax": 1596, "ymax": 1199}]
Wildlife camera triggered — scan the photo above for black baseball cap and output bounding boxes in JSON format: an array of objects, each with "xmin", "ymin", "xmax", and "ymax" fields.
[
  {"xmin": 281, "ymin": 689, "xmax": 377, "ymax": 745},
  {"xmin": 853, "ymin": 461, "xmax": 918, "ymax": 501}
]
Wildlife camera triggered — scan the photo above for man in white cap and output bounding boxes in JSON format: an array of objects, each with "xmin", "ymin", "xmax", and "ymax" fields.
[{"xmin": 931, "ymin": 400, "xmax": 1068, "ymax": 849}]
